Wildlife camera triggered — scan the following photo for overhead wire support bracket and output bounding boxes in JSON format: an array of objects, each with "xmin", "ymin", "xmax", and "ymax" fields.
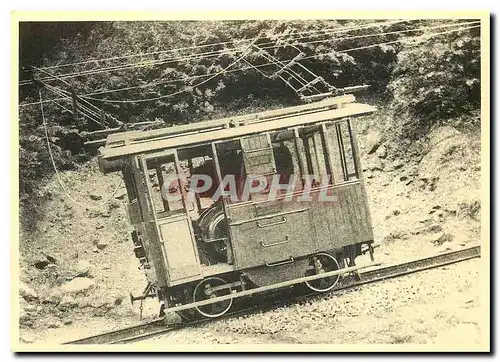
[
  {"xmin": 299, "ymin": 84, "xmax": 371, "ymax": 102},
  {"xmin": 296, "ymin": 76, "xmax": 325, "ymax": 94},
  {"xmin": 269, "ymin": 52, "xmax": 306, "ymax": 79},
  {"xmin": 249, "ymin": 42, "xmax": 336, "ymax": 98},
  {"xmin": 241, "ymin": 57, "xmax": 301, "ymax": 93}
]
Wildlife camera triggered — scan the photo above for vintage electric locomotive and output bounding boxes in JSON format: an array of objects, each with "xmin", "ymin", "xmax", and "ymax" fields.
[{"xmin": 98, "ymin": 94, "xmax": 377, "ymax": 318}]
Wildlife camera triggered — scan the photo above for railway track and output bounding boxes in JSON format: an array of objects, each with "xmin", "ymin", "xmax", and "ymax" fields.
[{"xmin": 65, "ymin": 245, "xmax": 481, "ymax": 345}]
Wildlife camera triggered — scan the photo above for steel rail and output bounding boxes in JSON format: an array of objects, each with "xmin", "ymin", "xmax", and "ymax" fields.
[
  {"xmin": 62, "ymin": 318, "xmax": 176, "ymax": 345},
  {"xmin": 64, "ymin": 245, "xmax": 480, "ymax": 345}
]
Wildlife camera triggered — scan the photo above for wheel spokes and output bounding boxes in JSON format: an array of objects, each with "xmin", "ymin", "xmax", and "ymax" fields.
[
  {"xmin": 304, "ymin": 253, "xmax": 341, "ymax": 292},
  {"xmin": 193, "ymin": 277, "xmax": 233, "ymax": 318}
]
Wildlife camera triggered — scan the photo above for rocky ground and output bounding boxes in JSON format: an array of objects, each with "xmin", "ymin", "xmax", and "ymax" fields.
[
  {"xmin": 17, "ymin": 107, "xmax": 483, "ymax": 346},
  {"xmin": 18, "ymin": 162, "xmax": 157, "ymax": 344},
  {"xmin": 356, "ymin": 112, "xmax": 481, "ymax": 264}
]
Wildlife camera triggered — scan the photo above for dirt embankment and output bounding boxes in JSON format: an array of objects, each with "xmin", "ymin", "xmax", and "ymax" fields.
[
  {"xmin": 355, "ymin": 112, "xmax": 481, "ymax": 263},
  {"xmin": 17, "ymin": 110, "xmax": 482, "ymax": 344},
  {"xmin": 18, "ymin": 163, "xmax": 153, "ymax": 343}
]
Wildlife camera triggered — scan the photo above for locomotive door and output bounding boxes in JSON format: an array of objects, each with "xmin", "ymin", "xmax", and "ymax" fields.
[{"xmin": 139, "ymin": 151, "xmax": 202, "ymax": 286}]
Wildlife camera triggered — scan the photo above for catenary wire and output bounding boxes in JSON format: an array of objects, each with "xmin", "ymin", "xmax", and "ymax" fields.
[
  {"xmin": 260, "ymin": 20, "xmax": 480, "ymax": 49},
  {"xmin": 35, "ymin": 21, "xmax": 470, "ymax": 82},
  {"xmin": 44, "ymin": 84, "xmax": 108, "ymax": 127},
  {"xmin": 19, "ymin": 20, "xmax": 471, "ymax": 87},
  {"xmin": 79, "ymin": 24, "xmax": 480, "ymax": 104},
  {"xmin": 33, "ymin": 19, "xmax": 408, "ymax": 72},
  {"xmin": 19, "ymin": 20, "xmax": 428, "ymax": 85},
  {"xmin": 20, "ymin": 23, "xmax": 479, "ymax": 107},
  {"xmin": 301, "ymin": 24, "xmax": 480, "ymax": 59},
  {"xmin": 79, "ymin": 33, "xmax": 263, "ymax": 103}
]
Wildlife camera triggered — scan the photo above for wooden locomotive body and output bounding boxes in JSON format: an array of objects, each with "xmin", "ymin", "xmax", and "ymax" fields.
[{"xmin": 98, "ymin": 94, "xmax": 377, "ymax": 318}]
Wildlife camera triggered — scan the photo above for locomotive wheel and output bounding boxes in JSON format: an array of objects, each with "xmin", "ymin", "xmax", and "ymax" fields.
[
  {"xmin": 193, "ymin": 277, "xmax": 233, "ymax": 318},
  {"xmin": 304, "ymin": 253, "xmax": 340, "ymax": 292}
]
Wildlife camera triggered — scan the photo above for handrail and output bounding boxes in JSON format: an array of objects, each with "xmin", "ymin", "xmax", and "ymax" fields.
[{"xmin": 228, "ymin": 207, "xmax": 309, "ymax": 226}]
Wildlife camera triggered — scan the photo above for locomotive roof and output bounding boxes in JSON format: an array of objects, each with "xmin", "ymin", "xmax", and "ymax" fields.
[{"xmin": 98, "ymin": 94, "xmax": 376, "ymax": 162}]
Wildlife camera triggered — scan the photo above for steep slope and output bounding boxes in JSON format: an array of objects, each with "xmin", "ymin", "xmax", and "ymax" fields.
[{"xmin": 18, "ymin": 109, "xmax": 482, "ymax": 343}]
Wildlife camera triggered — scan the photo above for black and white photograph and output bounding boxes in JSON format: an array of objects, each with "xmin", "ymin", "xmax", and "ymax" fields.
[{"xmin": 12, "ymin": 12, "xmax": 490, "ymax": 351}]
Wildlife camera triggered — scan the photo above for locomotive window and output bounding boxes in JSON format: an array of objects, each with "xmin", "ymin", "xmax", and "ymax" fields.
[
  {"xmin": 269, "ymin": 129, "xmax": 302, "ymax": 195},
  {"xmin": 148, "ymin": 161, "xmax": 185, "ymax": 216},
  {"xmin": 287, "ymin": 125, "xmax": 333, "ymax": 188},
  {"xmin": 147, "ymin": 168, "xmax": 163, "ymax": 212},
  {"xmin": 213, "ymin": 141, "xmax": 247, "ymax": 204},
  {"xmin": 141, "ymin": 154, "xmax": 187, "ymax": 219},
  {"xmin": 281, "ymin": 120, "xmax": 360, "ymax": 188},
  {"xmin": 186, "ymin": 155, "xmax": 216, "ymax": 211},
  {"xmin": 325, "ymin": 119, "xmax": 359, "ymax": 183},
  {"xmin": 304, "ymin": 125, "xmax": 330, "ymax": 187},
  {"xmin": 338, "ymin": 121, "xmax": 358, "ymax": 181},
  {"xmin": 177, "ymin": 144, "xmax": 222, "ymax": 214}
]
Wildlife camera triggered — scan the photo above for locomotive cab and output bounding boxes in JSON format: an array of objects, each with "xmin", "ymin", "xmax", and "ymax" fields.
[{"xmin": 99, "ymin": 95, "xmax": 378, "ymax": 318}]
